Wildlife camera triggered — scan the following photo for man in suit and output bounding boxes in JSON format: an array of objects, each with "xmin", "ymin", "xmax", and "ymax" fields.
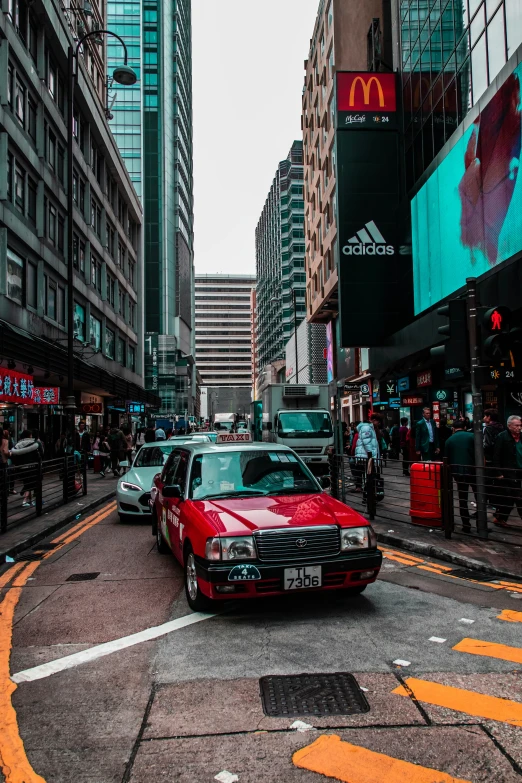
[
  {"xmin": 445, "ymin": 420, "xmax": 476, "ymax": 532},
  {"xmin": 415, "ymin": 406, "xmax": 440, "ymax": 461}
]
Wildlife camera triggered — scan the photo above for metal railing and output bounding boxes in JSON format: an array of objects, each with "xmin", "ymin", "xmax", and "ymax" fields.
[
  {"xmin": 0, "ymin": 454, "xmax": 87, "ymax": 534},
  {"xmin": 327, "ymin": 451, "xmax": 522, "ymax": 544}
]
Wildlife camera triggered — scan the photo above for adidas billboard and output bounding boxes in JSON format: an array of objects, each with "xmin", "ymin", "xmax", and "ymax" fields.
[{"xmin": 342, "ymin": 220, "xmax": 394, "ymax": 256}]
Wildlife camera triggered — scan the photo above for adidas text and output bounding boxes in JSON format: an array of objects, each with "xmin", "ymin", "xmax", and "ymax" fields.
[{"xmin": 342, "ymin": 243, "xmax": 394, "ymax": 256}]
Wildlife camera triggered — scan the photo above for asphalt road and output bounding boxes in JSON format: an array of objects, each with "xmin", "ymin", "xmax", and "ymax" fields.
[{"xmin": 1, "ymin": 500, "xmax": 522, "ymax": 783}]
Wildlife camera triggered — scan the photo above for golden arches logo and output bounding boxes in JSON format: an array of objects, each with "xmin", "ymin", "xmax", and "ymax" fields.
[{"xmin": 349, "ymin": 76, "xmax": 385, "ymax": 107}]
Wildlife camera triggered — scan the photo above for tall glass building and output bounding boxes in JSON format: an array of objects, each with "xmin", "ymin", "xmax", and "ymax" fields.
[
  {"xmin": 401, "ymin": 0, "xmax": 522, "ymax": 190},
  {"xmin": 106, "ymin": 0, "xmax": 195, "ymax": 416}
]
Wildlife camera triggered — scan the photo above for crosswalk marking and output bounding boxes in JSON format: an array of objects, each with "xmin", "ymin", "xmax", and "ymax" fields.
[
  {"xmin": 292, "ymin": 733, "xmax": 471, "ymax": 783},
  {"xmin": 392, "ymin": 677, "xmax": 522, "ymax": 726},
  {"xmin": 498, "ymin": 609, "xmax": 522, "ymax": 623},
  {"xmin": 453, "ymin": 637, "xmax": 522, "ymax": 664}
]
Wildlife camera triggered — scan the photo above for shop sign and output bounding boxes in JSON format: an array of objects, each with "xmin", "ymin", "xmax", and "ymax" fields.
[
  {"xmin": 81, "ymin": 393, "xmax": 103, "ymax": 405},
  {"xmin": 0, "ymin": 370, "xmax": 34, "ymax": 403},
  {"xmin": 352, "ymin": 394, "xmax": 361, "ymax": 404},
  {"xmin": 127, "ymin": 402, "xmax": 145, "ymax": 414},
  {"xmin": 398, "ymin": 376, "xmax": 410, "ymax": 392},
  {"xmin": 445, "ymin": 367, "xmax": 465, "ymax": 379},
  {"xmin": 417, "ymin": 370, "xmax": 432, "ymax": 387},
  {"xmin": 432, "ymin": 401, "xmax": 441, "ymax": 423},
  {"xmin": 402, "ymin": 395, "xmax": 425, "ymax": 406},
  {"xmin": 343, "ymin": 382, "xmax": 360, "ymax": 393},
  {"xmin": 379, "ymin": 379, "xmax": 398, "ymax": 401},
  {"xmin": 32, "ymin": 387, "xmax": 59, "ymax": 405},
  {"xmin": 81, "ymin": 402, "xmax": 103, "ymax": 414},
  {"xmin": 360, "ymin": 382, "xmax": 371, "ymax": 396},
  {"xmin": 341, "ymin": 397, "xmax": 350, "ymax": 408},
  {"xmin": 389, "ymin": 397, "xmax": 401, "ymax": 409}
]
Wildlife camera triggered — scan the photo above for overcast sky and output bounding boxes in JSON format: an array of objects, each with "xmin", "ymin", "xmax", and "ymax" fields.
[{"xmin": 192, "ymin": 0, "xmax": 320, "ymax": 276}]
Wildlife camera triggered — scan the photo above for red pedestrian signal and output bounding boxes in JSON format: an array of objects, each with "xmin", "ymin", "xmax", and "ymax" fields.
[
  {"xmin": 490, "ymin": 310, "xmax": 503, "ymax": 330},
  {"xmin": 483, "ymin": 306, "xmax": 510, "ymax": 333}
]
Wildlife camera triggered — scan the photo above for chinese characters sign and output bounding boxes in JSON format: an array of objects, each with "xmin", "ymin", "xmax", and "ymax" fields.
[
  {"xmin": 0, "ymin": 370, "xmax": 34, "ymax": 403},
  {"xmin": 32, "ymin": 387, "xmax": 60, "ymax": 405},
  {"xmin": 417, "ymin": 371, "xmax": 432, "ymax": 387}
]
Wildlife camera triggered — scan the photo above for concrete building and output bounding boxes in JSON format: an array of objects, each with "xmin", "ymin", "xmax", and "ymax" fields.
[
  {"xmin": 285, "ymin": 321, "xmax": 327, "ymax": 385},
  {"xmin": 251, "ymin": 287, "xmax": 258, "ymax": 398},
  {"xmin": 195, "ymin": 273, "xmax": 255, "ymax": 387},
  {"xmin": 302, "ymin": 0, "xmax": 392, "ymax": 324},
  {"xmin": 106, "ymin": 0, "xmax": 195, "ymax": 418},
  {"xmin": 0, "ymin": 0, "xmax": 153, "ymax": 440},
  {"xmin": 255, "ymin": 141, "xmax": 306, "ymax": 371}
]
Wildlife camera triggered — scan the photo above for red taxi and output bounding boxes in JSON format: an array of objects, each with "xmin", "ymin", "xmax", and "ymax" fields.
[{"xmin": 150, "ymin": 441, "xmax": 382, "ymax": 611}]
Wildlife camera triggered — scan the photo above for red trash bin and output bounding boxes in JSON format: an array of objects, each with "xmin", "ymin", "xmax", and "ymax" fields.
[
  {"xmin": 409, "ymin": 461, "xmax": 442, "ymax": 527},
  {"xmin": 93, "ymin": 453, "xmax": 101, "ymax": 473}
]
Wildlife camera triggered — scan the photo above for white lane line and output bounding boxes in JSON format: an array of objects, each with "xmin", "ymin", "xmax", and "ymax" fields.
[{"xmin": 11, "ymin": 611, "xmax": 217, "ymax": 684}]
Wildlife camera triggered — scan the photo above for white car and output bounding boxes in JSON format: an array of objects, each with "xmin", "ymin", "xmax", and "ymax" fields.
[{"xmin": 117, "ymin": 440, "xmax": 202, "ymax": 521}]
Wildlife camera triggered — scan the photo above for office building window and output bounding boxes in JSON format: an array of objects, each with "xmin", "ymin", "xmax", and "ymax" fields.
[
  {"xmin": 57, "ymin": 285, "xmax": 65, "ymax": 325},
  {"xmin": 7, "ymin": 249, "xmax": 23, "ymax": 304},
  {"xmin": 128, "ymin": 345, "xmax": 136, "ymax": 372},
  {"xmin": 74, "ymin": 302, "xmax": 86, "ymax": 341},
  {"xmin": 105, "ymin": 327, "xmax": 115, "ymax": 359},
  {"xmin": 117, "ymin": 337, "xmax": 126, "ymax": 366},
  {"xmin": 27, "ymin": 261, "xmax": 37, "ymax": 309},
  {"xmin": 45, "ymin": 275, "xmax": 57, "ymax": 320},
  {"xmin": 14, "ymin": 164, "xmax": 25, "ymax": 213},
  {"xmin": 91, "ymin": 257, "xmax": 102, "ymax": 292},
  {"xmin": 107, "ymin": 273, "xmax": 115, "ymax": 307},
  {"xmin": 89, "ymin": 314, "xmax": 101, "ymax": 351}
]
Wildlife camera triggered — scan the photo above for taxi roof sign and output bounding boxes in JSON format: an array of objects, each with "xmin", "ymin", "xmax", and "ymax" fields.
[{"xmin": 216, "ymin": 432, "xmax": 252, "ymax": 443}]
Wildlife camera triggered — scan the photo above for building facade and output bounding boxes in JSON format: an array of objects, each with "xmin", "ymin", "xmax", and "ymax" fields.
[
  {"xmin": 106, "ymin": 0, "xmax": 195, "ymax": 418},
  {"xmin": 255, "ymin": 141, "xmax": 306, "ymax": 371},
  {"xmin": 303, "ymin": 0, "xmax": 393, "ymax": 324},
  {"xmin": 195, "ymin": 274, "xmax": 255, "ymax": 388},
  {"xmin": 1, "ymin": 0, "xmax": 152, "ymax": 441}
]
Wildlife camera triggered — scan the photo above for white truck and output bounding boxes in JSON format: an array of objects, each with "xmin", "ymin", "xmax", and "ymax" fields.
[
  {"xmin": 261, "ymin": 384, "xmax": 334, "ymax": 475},
  {"xmin": 213, "ymin": 412, "xmax": 237, "ymax": 432}
]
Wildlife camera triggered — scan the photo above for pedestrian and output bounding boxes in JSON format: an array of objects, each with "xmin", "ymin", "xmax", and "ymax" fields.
[
  {"xmin": 445, "ymin": 420, "xmax": 476, "ymax": 532},
  {"xmin": 437, "ymin": 418, "xmax": 453, "ymax": 458},
  {"xmin": 144, "ymin": 426, "xmax": 156, "ymax": 443},
  {"xmin": 341, "ymin": 422, "xmax": 350, "ymax": 454},
  {"xmin": 492, "ymin": 415, "xmax": 522, "ymax": 527},
  {"xmin": 77, "ymin": 421, "xmax": 91, "ymax": 455},
  {"xmin": 155, "ymin": 427, "xmax": 166, "ymax": 441},
  {"xmin": 10, "ymin": 430, "xmax": 43, "ymax": 507},
  {"xmin": 122, "ymin": 426, "xmax": 134, "ymax": 469},
  {"xmin": 55, "ymin": 430, "xmax": 67, "ymax": 458},
  {"xmin": 415, "ymin": 407, "xmax": 440, "ymax": 461},
  {"xmin": 399, "ymin": 417, "xmax": 411, "ymax": 476},
  {"xmin": 370, "ymin": 414, "xmax": 385, "ymax": 459},
  {"xmin": 98, "ymin": 432, "xmax": 111, "ymax": 477},
  {"xmin": 390, "ymin": 422, "xmax": 401, "ymax": 460},
  {"xmin": 108, "ymin": 427, "xmax": 127, "ymax": 478},
  {"xmin": 483, "ymin": 409, "xmax": 504, "ymax": 467}
]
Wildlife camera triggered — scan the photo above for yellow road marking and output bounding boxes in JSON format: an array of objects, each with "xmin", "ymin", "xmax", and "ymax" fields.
[
  {"xmin": 417, "ymin": 565, "xmax": 455, "ymax": 575},
  {"xmin": 381, "ymin": 549, "xmax": 424, "ymax": 563},
  {"xmin": 0, "ymin": 564, "xmax": 25, "ymax": 590},
  {"xmin": 383, "ymin": 553, "xmax": 420, "ymax": 565},
  {"xmin": 0, "ymin": 500, "xmax": 115, "ymax": 783},
  {"xmin": 498, "ymin": 609, "xmax": 522, "ymax": 623},
  {"xmin": 292, "ymin": 733, "xmax": 471, "ymax": 783},
  {"xmin": 453, "ymin": 637, "xmax": 522, "ymax": 664},
  {"xmin": 393, "ymin": 677, "xmax": 522, "ymax": 726}
]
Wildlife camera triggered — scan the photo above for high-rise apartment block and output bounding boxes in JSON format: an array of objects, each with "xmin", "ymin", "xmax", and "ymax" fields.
[
  {"xmin": 1, "ymin": 0, "xmax": 151, "ymax": 436},
  {"xmin": 195, "ymin": 274, "xmax": 255, "ymax": 388},
  {"xmin": 303, "ymin": 0, "xmax": 392, "ymax": 324},
  {"xmin": 255, "ymin": 141, "xmax": 306, "ymax": 372},
  {"xmin": 107, "ymin": 0, "xmax": 195, "ymax": 417}
]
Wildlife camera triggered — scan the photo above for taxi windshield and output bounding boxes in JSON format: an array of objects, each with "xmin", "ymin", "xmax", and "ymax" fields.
[
  {"xmin": 133, "ymin": 444, "xmax": 175, "ymax": 467},
  {"xmin": 189, "ymin": 450, "xmax": 319, "ymax": 500}
]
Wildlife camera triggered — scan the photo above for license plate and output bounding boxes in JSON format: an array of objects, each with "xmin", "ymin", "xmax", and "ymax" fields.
[{"xmin": 284, "ymin": 566, "xmax": 322, "ymax": 590}]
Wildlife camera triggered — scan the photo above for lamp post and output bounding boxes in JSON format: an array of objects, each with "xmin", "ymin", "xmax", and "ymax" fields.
[{"xmin": 65, "ymin": 31, "xmax": 136, "ymax": 451}]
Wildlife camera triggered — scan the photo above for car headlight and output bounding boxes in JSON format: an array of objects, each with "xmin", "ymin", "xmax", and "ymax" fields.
[
  {"xmin": 205, "ymin": 536, "xmax": 256, "ymax": 561},
  {"xmin": 120, "ymin": 481, "xmax": 141, "ymax": 492},
  {"xmin": 340, "ymin": 526, "xmax": 376, "ymax": 550}
]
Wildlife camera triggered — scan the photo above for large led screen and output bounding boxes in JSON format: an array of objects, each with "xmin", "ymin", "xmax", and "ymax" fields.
[{"xmin": 412, "ymin": 62, "xmax": 522, "ymax": 315}]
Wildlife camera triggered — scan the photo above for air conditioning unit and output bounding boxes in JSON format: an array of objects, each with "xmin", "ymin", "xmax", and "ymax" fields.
[{"xmin": 283, "ymin": 385, "xmax": 320, "ymax": 398}]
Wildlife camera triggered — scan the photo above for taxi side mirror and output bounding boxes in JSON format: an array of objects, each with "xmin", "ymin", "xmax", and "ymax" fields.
[
  {"xmin": 320, "ymin": 476, "xmax": 331, "ymax": 489},
  {"xmin": 163, "ymin": 484, "xmax": 182, "ymax": 499}
]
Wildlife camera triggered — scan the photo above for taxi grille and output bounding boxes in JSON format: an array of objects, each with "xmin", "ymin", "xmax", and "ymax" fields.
[{"xmin": 254, "ymin": 526, "xmax": 340, "ymax": 563}]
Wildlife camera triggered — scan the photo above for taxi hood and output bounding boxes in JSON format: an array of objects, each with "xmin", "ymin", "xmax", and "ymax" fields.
[{"xmin": 196, "ymin": 493, "xmax": 367, "ymax": 536}]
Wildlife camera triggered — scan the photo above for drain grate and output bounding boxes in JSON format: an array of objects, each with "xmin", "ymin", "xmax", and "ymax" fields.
[
  {"xmin": 260, "ymin": 673, "xmax": 370, "ymax": 718},
  {"xmin": 449, "ymin": 568, "xmax": 499, "ymax": 582},
  {"xmin": 32, "ymin": 543, "xmax": 59, "ymax": 551},
  {"xmin": 66, "ymin": 572, "xmax": 100, "ymax": 582},
  {"xmin": 15, "ymin": 552, "xmax": 45, "ymax": 562}
]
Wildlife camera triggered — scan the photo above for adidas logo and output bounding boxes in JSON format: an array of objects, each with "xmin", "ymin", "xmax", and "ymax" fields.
[{"xmin": 342, "ymin": 220, "xmax": 395, "ymax": 256}]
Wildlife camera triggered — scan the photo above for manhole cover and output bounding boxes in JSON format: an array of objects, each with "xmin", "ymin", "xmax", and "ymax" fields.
[
  {"xmin": 15, "ymin": 552, "xmax": 45, "ymax": 562},
  {"xmin": 66, "ymin": 572, "xmax": 100, "ymax": 582},
  {"xmin": 449, "ymin": 568, "xmax": 498, "ymax": 582},
  {"xmin": 259, "ymin": 673, "xmax": 370, "ymax": 717}
]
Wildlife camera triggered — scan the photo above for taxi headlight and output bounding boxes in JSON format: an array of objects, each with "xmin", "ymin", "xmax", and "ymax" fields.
[
  {"xmin": 205, "ymin": 536, "xmax": 256, "ymax": 561},
  {"xmin": 340, "ymin": 526, "xmax": 376, "ymax": 550},
  {"xmin": 120, "ymin": 481, "xmax": 141, "ymax": 492}
]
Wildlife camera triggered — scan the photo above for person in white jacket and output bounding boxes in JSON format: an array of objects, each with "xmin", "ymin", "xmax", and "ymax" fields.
[{"xmin": 354, "ymin": 422, "xmax": 380, "ymax": 459}]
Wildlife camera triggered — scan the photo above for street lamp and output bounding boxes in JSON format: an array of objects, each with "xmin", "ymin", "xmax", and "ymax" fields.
[{"xmin": 65, "ymin": 31, "xmax": 137, "ymax": 450}]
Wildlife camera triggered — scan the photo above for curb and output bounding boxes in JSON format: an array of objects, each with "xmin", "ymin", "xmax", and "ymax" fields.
[
  {"xmin": 0, "ymin": 491, "xmax": 116, "ymax": 563},
  {"xmin": 375, "ymin": 530, "xmax": 522, "ymax": 583}
]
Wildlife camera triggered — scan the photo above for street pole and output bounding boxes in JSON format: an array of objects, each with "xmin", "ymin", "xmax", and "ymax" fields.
[
  {"xmin": 65, "ymin": 45, "xmax": 76, "ymax": 453},
  {"xmin": 293, "ymin": 288, "xmax": 299, "ymax": 383},
  {"xmin": 466, "ymin": 277, "xmax": 488, "ymax": 539}
]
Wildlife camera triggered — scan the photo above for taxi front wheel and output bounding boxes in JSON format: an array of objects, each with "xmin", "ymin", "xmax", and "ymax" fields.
[{"xmin": 184, "ymin": 545, "xmax": 213, "ymax": 612}]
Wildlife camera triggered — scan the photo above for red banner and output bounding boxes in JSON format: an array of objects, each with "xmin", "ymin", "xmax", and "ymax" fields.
[
  {"xmin": 32, "ymin": 387, "xmax": 60, "ymax": 405},
  {"xmin": 0, "ymin": 370, "xmax": 34, "ymax": 403},
  {"xmin": 337, "ymin": 72, "xmax": 397, "ymax": 112}
]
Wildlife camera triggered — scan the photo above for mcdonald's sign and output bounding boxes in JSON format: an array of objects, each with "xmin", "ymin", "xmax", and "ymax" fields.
[{"xmin": 336, "ymin": 72, "xmax": 397, "ymax": 130}]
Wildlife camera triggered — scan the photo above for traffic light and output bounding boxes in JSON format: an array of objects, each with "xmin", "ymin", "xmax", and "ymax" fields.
[
  {"xmin": 431, "ymin": 299, "xmax": 468, "ymax": 369},
  {"xmin": 481, "ymin": 306, "xmax": 512, "ymax": 361}
]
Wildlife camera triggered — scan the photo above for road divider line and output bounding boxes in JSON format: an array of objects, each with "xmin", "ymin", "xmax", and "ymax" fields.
[
  {"xmin": 12, "ymin": 611, "xmax": 218, "ymax": 683},
  {"xmin": 498, "ymin": 609, "xmax": 522, "ymax": 623},
  {"xmin": 52, "ymin": 502, "xmax": 117, "ymax": 544},
  {"xmin": 292, "ymin": 733, "xmax": 471, "ymax": 783},
  {"xmin": 392, "ymin": 677, "xmax": 522, "ymax": 726},
  {"xmin": 0, "ymin": 563, "xmax": 25, "ymax": 590},
  {"xmin": 453, "ymin": 637, "xmax": 522, "ymax": 664}
]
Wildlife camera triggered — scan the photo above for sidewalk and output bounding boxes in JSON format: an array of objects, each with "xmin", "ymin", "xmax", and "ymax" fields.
[{"xmin": 0, "ymin": 474, "xmax": 116, "ymax": 562}]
